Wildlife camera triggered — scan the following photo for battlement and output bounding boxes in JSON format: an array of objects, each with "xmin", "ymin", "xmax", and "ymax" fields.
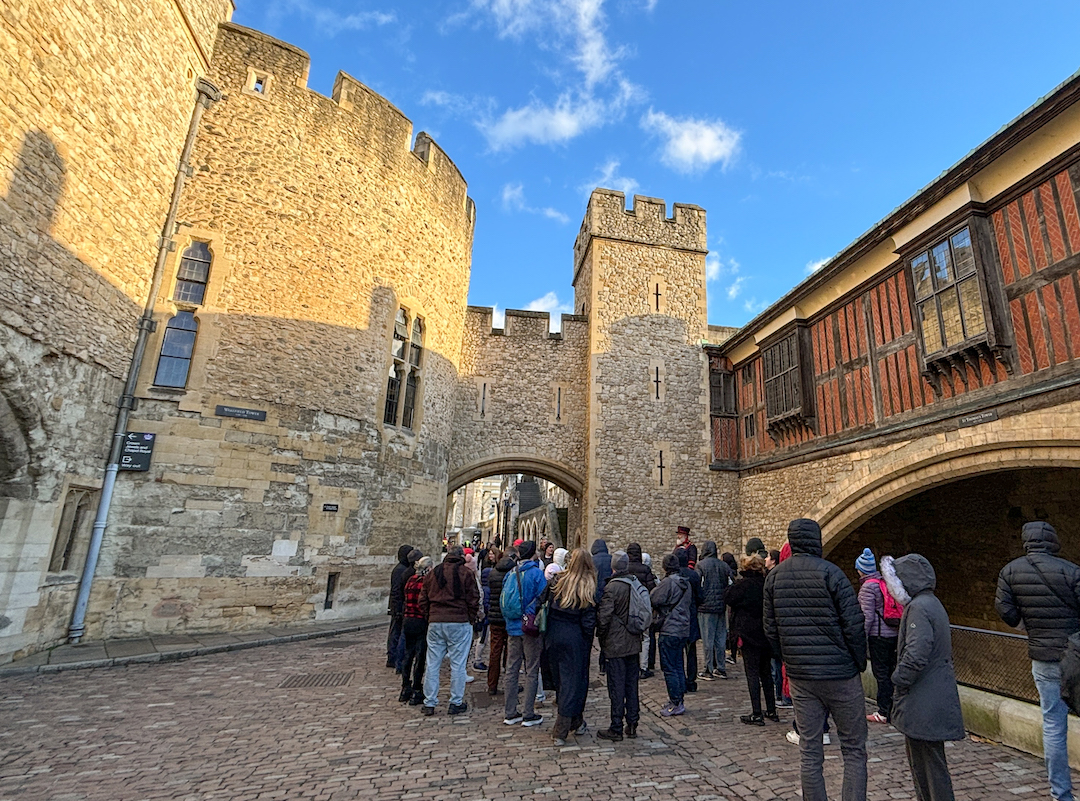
[
  {"xmin": 210, "ymin": 24, "xmax": 474, "ymax": 222},
  {"xmin": 573, "ymin": 189, "xmax": 706, "ymax": 272},
  {"xmin": 465, "ymin": 306, "xmax": 588, "ymax": 341}
]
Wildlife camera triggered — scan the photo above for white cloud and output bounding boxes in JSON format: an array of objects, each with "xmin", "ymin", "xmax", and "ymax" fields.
[
  {"xmin": 470, "ymin": 1, "xmax": 645, "ymax": 149},
  {"xmin": 501, "ymin": 182, "xmax": 570, "ymax": 223},
  {"xmin": 706, "ymin": 252, "xmax": 739, "ymax": 283},
  {"xmin": 483, "ymin": 94, "xmax": 606, "ymax": 150},
  {"xmin": 743, "ymin": 297, "xmax": 769, "ymax": 315},
  {"xmin": 581, "ymin": 159, "xmax": 639, "ymax": 197},
  {"xmin": 641, "ymin": 109, "xmax": 741, "ymax": 174},
  {"xmin": 270, "ymin": 0, "xmax": 395, "ymax": 34},
  {"xmin": 804, "ymin": 257, "xmax": 830, "ymax": 275},
  {"xmin": 726, "ymin": 276, "xmax": 747, "ymax": 300},
  {"xmin": 525, "ymin": 291, "xmax": 575, "ymax": 331}
]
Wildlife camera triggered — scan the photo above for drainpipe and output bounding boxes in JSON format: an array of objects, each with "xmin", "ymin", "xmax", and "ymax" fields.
[{"xmin": 68, "ymin": 78, "xmax": 221, "ymax": 643}]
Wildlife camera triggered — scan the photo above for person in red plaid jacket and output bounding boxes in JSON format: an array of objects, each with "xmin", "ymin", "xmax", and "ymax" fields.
[{"xmin": 399, "ymin": 555, "xmax": 431, "ymax": 704}]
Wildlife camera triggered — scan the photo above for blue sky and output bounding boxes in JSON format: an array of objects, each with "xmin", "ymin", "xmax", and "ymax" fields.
[{"xmin": 239, "ymin": 0, "xmax": 1080, "ymax": 329}]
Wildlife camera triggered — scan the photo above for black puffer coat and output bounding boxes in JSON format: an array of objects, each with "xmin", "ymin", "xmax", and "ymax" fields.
[
  {"xmin": 696, "ymin": 541, "xmax": 731, "ymax": 614},
  {"xmin": 388, "ymin": 544, "xmax": 414, "ymax": 615},
  {"xmin": 996, "ymin": 521, "xmax": 1080, "ymax": 661},
  {"xmin": 627, "ymin": 543, "xmax": 657, "ymax": 590},
  {"xmin": 885, "ymin": 555, "xmax": 965, "ymax": 742},
  {"xmin": 763, "ymin": 519, "xmax": 867, "ymax": 680},
  {"xmin": 487, "ymin": 556, "xmax": 515, "ymax": 626}
]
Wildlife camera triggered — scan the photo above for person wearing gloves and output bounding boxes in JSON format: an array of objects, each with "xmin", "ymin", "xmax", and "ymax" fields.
[{"xmin": 882, "ymin": 554, "xmax": 964, "ymax": 801}]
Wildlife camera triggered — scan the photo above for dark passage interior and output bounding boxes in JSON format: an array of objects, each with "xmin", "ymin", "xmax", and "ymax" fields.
[{"xmin": 829, "ymin": 467, "xmax": 1080, "ymax": 630}]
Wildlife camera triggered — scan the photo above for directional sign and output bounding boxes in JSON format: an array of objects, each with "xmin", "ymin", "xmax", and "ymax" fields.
[{"xmin": 120, "ymin": 432, "xmax": 156, "ymax": 471}]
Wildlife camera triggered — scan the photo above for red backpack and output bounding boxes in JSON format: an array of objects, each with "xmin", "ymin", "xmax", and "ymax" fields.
[{"xmin": 873, "ymin": 578, "xmax": 904, "ymax": 625}]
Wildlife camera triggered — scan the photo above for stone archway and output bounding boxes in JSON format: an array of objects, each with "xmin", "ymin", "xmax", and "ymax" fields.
[
  {"xmin": 804, "ymin": 402, "xmax": 1080, "ymax": 555},
  {"xmin": 447, "ymin": 454, "xmax": 584, "ymax": 497}
]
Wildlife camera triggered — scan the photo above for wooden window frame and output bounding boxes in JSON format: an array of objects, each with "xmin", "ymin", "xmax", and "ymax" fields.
[
  {"xmin": 709, "ymin": 369, "xmax": 737, "ymax": 417},
  {"xmin": 903, "ymin": 214, "xmax": 1012, "ymax": 394},
  {"xmin": 759, "ymin": 322, "xmax": 815, "ymax": 440}
]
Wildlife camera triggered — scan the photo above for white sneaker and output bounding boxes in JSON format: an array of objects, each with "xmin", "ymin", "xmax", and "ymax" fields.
[
  {"xmin": 822, "ymin": 733, "xmax": 831, "ymax": 745},
  {"xmin": 504, "ymin": 714, "xmax": 524, "ymax": 725},
  {"xmin": 786, "ymin": 730, "xmax": 800, "ymax": 745},
  {"xmin": 465, "ymin": 675, "xmax": 475, "ymax": 683}
]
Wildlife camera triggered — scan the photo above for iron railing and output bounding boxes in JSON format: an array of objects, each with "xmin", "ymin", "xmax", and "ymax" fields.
[{"xmin": 950, "ymin": 625, "xmax": 1037, "ymax": 704}]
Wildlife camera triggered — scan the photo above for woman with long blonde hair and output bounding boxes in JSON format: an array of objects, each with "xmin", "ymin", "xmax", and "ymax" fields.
[{"xmin": 542, "ymin": 547, "xmax": 598, "ymax": 745}]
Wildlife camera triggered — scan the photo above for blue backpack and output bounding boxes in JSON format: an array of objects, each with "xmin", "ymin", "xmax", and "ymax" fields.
[{"xmin": 500, "ymin": 566, "xmax": 524, "ymax": 621}]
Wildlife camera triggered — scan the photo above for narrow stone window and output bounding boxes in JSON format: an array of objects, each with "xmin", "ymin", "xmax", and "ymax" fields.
[
  {"xmin": 556, "ymin": 386, "xmax": 562, "ymax": 420},
  {"xmin": 173, "ymin": 241, "xmax": 211, "ymax": 304},
  {"xmin": 657, "ymin": 449, "xmax": 666, "ymax": 487},
  {"xmin": 253, "ymin": 76, "xmax": 266, "ymax": 94},
  {"xmin": 244, "ymin": 67, "xmax": 272, "ymax": 98},
  {"xmin": 384, "ymin": 309, "xmax": 408, "ymax": 425},
  {"xmin": 480, "ymin": 382, "xmax": 488, "ymax": 418},
  {"xmin": 649, "ymin": 275, "xmax": 667, "ymax": 314},
  {"xmin": 324, "ymin": 572, "xmax": 339, "ymax": 610},
  {"xmin": 649, "ymin": 360, "xmax": 666, "ymax": 401},
  {"xmin": 401, "ymin": 319, "xmax": 423, "ymax": 429},
  {"xmin": 154, "ymin": 311, "xmax": 198, "ymax": 388},
  {"xmin": 49, "ymin": 487, "xmax": 96, "ymax": 573}
]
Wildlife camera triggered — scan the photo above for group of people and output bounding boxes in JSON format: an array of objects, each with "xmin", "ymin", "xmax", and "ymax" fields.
[{"xmin": 385, "ymin": 517, "xmax": 1080, "ymax": 801}]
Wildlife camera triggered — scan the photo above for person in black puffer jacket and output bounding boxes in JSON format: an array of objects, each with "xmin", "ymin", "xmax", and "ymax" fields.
[
  {"xmin": 696, "ymin": 541, "xmax": 732, "ymax": 681},
  {"xmin": 996, "ymin": 521, "xmax": 1080, "ymax": 801},
  {"xmin": 627, "ymin": 543, "xmax": 657, "ymax": 678},
  {"xmin": 486, "ymin": 551, "xmax": 516, "ymax": 696},
  {"xmin": 764, "ymin": 518, "xmax": 867, "ymax": 801}
]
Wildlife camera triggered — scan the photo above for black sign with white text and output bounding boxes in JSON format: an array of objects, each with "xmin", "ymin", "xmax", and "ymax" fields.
[
  {"xmin": 120, "ymin": 432, "xmax": 156, "ymax": 471},
  {"xmin": 215, "ymin": 405, "xmax": 267, "ymax": 421}
]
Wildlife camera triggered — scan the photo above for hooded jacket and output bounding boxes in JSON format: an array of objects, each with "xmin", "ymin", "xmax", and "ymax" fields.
[
  {"xmin": 388, "ymin": 544, "xmax": 414, "ymax": 616},
  {"xmin": 996, "ymin": 521, "xmax": 1080, "ymax": 661},
  {"xmin": 696, "ymin": 541, "xmax": 732, "ymax": 614},
  {"xmin": 502, "ymin": 559, "xmax": 547, "ymax": 637},
  {"xmin": 591, "ymin": 539, "xmax": 613, "ymax": 593},
  {"xmin": 487, "ymin": 556, "xmax": 515, "ymax": 626},
  {"xmin": 884, "ymin": 555, "xmax": 965, "ymax": 742},
  {"xmin": 597, "ymin": 568, "xmax": 643, "ymax": 658},
  {"xmin": 651, "ymin": 571, "xmax": 693, "ymax": 639},
  {"xmin": 858, "ymin": 571, "xmax": 899, "ymax": 639},
  {"xmin": 627, "ymin": 543, "xmax": 657, "ymax": 590},
  {"xmin": 420, "ymin": 554, "xmax": 480, "ymax": 624},
  {"xmin": 763, "ymin": 519, "xmax": 867, "ymax": 680}
]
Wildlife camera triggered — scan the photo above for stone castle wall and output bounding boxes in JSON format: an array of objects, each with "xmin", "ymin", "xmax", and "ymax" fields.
[
  {"xmin": 0, "ymin": 0, "xmax": 233, "ymax": 660},
  {"xmin": 575, "ymin": 192, "xmax": 739, "ymax": 558},
  {"xmin": 81, "ymin": 23, "xmax": 476, "ymax": 641}
]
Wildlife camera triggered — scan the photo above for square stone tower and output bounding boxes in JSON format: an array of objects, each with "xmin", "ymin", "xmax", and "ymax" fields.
[{"xmin": 572, "ymin": 190, "xmax": 715, "ymax": 551}]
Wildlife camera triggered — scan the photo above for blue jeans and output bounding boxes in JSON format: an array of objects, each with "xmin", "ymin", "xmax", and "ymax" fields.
[
  {"xmin": 698, "ymin": 611, "xmax": 727, "ymax": 675},
  {"xmin": 1033, "ymin": 659, "xmax": 1074, "ymax": 801},
  {"xmin": 423, "ymin": 622, "xmax": 473, "ymax": 708},
  {"xmin": 658, "ymin": 635, "xmax": 687, "ymax": 704}
]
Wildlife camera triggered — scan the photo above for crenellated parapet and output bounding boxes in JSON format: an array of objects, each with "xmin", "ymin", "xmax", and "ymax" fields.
[
  {"xmin": 464, "ymin": 306, "xmax": 588, "ymax": 341},
  {"xmin": 573, "ymin": 189, "xmax": 706, "ymax": 273},
  {"xmin": 207, "ymin": 23, "xmax": 474, "ymax": 222}
]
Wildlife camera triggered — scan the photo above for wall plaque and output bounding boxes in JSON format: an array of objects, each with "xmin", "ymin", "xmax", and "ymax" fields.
[
  {"xmin": 215, "ymin": 405, "xmax": 267, "ymax": 421},
  {"xmin": 958, "ymin": 410, "xmax": 999, "ymax": 428}
]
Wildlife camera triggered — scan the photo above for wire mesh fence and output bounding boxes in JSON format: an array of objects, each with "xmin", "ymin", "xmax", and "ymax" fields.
[{"xmin": 951, "ymin": 625, "xmax": 1037, "ymax": 704}]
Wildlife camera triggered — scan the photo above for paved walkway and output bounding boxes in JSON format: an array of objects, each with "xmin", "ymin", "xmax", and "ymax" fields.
[
  {"xmin": 0, "ymin": 626, "xmax": 1064, "ymax": 800},
  {"xmin": 0, "ymin": 617, "xmax": 385, "ymax": 674}
]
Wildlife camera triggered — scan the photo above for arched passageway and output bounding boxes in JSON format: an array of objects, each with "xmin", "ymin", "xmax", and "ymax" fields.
[{"xmin": 828, "ymin": 466, "xmax": 1080, "ymax": 702}]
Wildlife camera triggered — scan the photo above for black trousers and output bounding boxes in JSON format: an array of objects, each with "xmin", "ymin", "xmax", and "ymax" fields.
[
  {"xmin": 741, "ymin": 642, "xmax": 776, "ymax": 717},
  {"xmin": 387, "ymin": 613, "xmax": 404, "ymax": 664},
  {"xmin": 605, "ymin": 655, "xmax": 640, "ymax": 732},
  {"xmin": 868, "ymin": 635, "xmax": 898, "ymax": 719},
  {"xmin": 684, "ymin": 641, "xmax": 698, "ymax": 687},
  {"xmin": 905, "ymin": 738, "xmax": 955, "ymax": 801},
  {"xmin": 401, "ymin": 618, "xmax": 427, "ymax": 692}
]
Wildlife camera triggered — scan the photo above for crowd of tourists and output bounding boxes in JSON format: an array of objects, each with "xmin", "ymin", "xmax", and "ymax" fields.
[{"xmin": 385, "ymin": 518, "xmax": 1080, "ymax": 801}]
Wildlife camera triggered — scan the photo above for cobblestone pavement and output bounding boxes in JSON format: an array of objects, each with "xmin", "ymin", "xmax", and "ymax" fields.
[{"xmin": 0, "ymin": 627, "xmax": 1063, "ymax": 800}]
